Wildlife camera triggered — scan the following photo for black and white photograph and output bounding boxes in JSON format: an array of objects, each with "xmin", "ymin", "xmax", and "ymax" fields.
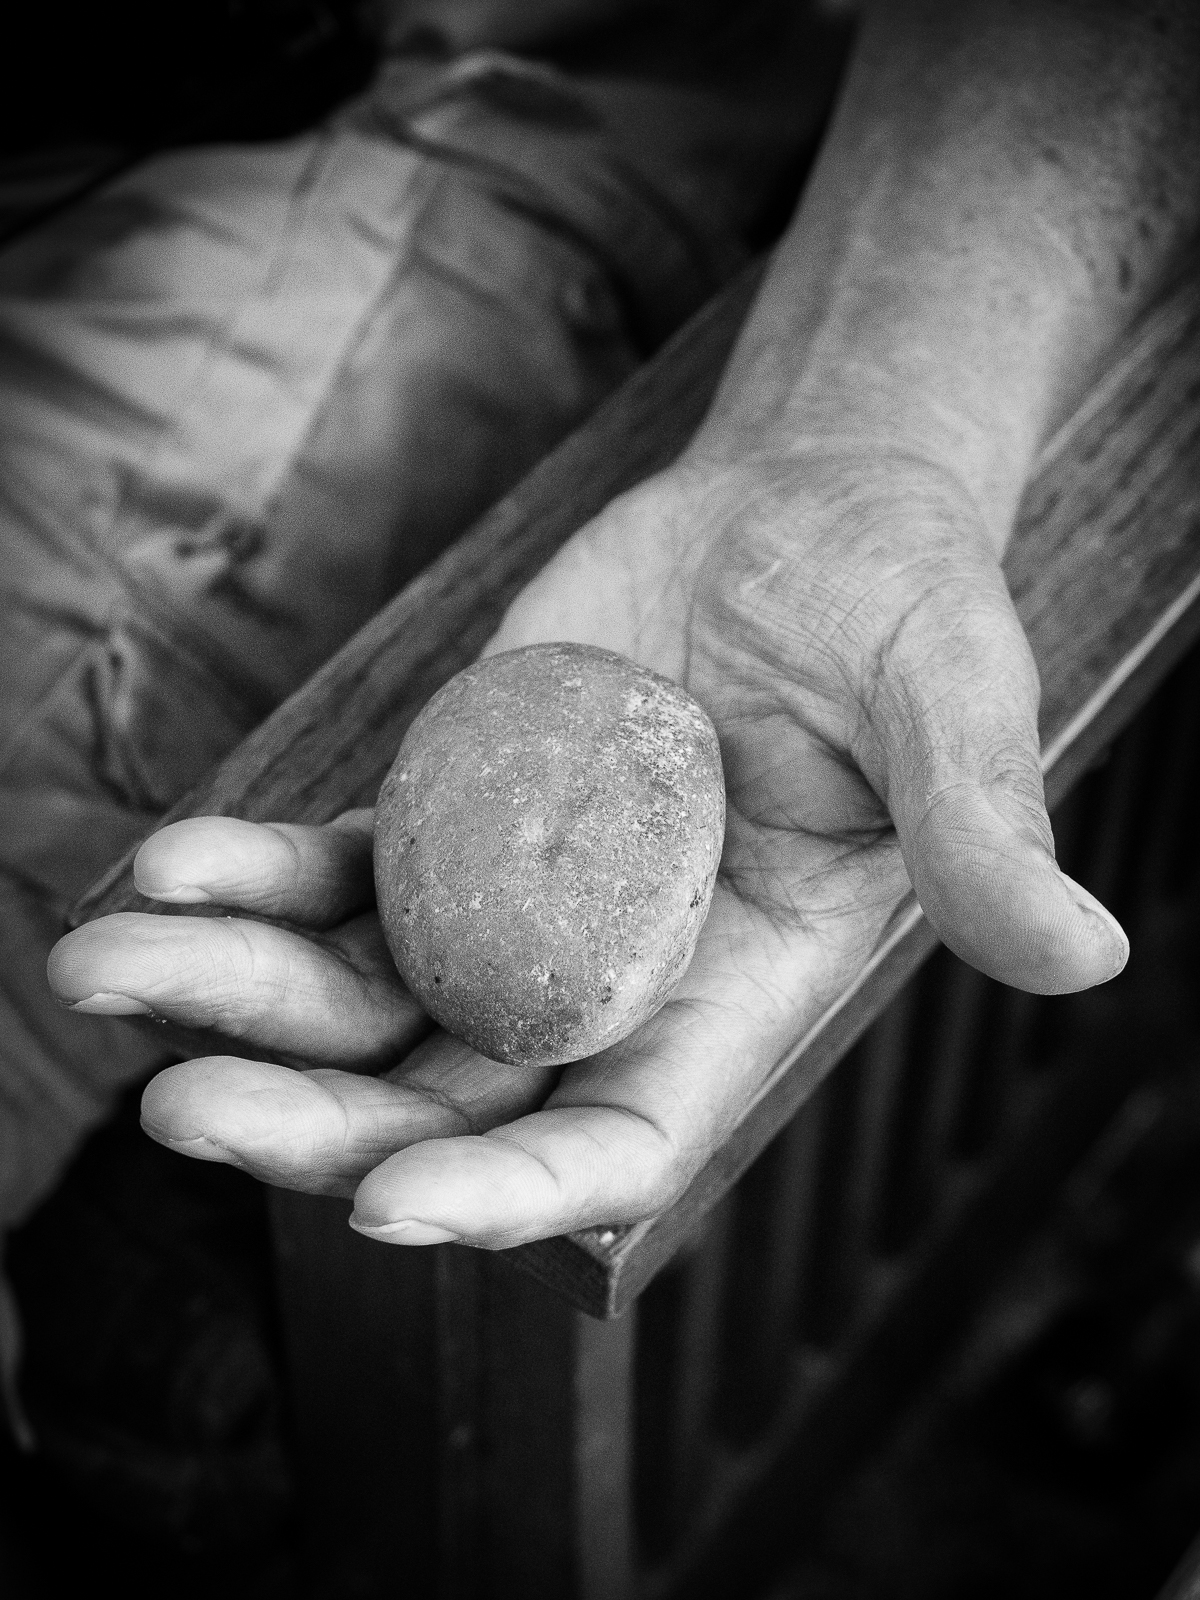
[{"xmin": 1, "ymin": 2, "xmax": 1199, "ymax": 1596}]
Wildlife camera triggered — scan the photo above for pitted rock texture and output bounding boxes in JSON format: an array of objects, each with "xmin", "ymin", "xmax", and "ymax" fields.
[{"xmin": 374, "ymin": 642, "xmax": 725, "ymax": 1067}]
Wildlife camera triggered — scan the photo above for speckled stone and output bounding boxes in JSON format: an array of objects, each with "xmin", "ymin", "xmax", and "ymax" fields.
[{"xmin": 374, "ymin": 642, "xmax": 725, "ymax": 1067}]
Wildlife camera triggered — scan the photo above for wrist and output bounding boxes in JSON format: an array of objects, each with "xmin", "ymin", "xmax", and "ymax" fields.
[
  {"xmin": 691, "ymin": 207, "xmax": 1090, "ymax": 557},
  {"xmin": 672, "ymin": 433, "xmax": 1001, "ymax": 609},
  {"xmin": 689, "ymin": 0, "xmax": 1200, "ymax": 557},
  {"xmin": 685, "ymin": 367, "xmax": 1017, "ymax": 571}
]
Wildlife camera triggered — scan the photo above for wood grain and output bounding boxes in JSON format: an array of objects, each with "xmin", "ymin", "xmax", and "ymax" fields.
[{"xmin": 75, "ymin": 254, "xmax": 1200, "ymax": 1318}]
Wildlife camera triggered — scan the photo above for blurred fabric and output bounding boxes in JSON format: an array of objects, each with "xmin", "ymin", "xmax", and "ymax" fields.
[{"xmin": 0, "ymin": 9, "xmax": 847, "ymax": 1242}]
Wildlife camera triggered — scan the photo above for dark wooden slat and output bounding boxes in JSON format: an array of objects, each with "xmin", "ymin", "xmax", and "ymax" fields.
[
  {"xmin": 1160, "ymin": 654, "xmax": 1200, "ymax": 899},
  {"xmin": 713, "ymin": 1096, "xmax": 825, "ymax": 1445},
  {"xmin": 646, "ymin": 1016, "xmax": 1157, "ymax": 1600},
  {"xmin": 434, "ymin": 1248, "xmax": 636, "ymax": 1600},
  {"xmin": 573, "ymin": 1304, "xmax": 637, "ymax": 1600},
  {"xmin": 898, "ymin": 956, "xmax": 992, "ymax": 1217},
  {"xmin": 841, "ymin": 979, "xmax": 921, "ymax": 1263},
  {"xmin": 270, "ymin": 1191, "xmax": 636, "ymax": 1600},
  {"xmin": 75, "ymin": 255, "xmax": 1200, "ymax": 1319},
  {"xmin": 1157, "ymin": 1531, "xmax": 1200, "ymax": 1600},
  {"xmin": 267, "ymin": 1190, "xmax": 441, "ymax": 1597},
  {"xmin": 435, "ymin": 1247, "xmax": 486, "ymax": 1599},
  {"xmin": 949, "ymin": 976, "xmax": 1018, "ymax": 1160},
  {"xmin": 633, "ymin": 1201, "xmax": 735, "ymax": 1563}
]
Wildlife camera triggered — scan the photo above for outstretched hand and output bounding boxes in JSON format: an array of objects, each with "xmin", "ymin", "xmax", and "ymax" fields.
[{"xmin": 47, "ymin": 446, "xmax": 1127, "ymax": 1249}]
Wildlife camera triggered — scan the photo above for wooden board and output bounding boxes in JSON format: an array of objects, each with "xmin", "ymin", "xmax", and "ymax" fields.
[
  {"xmin": 1158, "ymin": 1531, "xmax": 1200, "ymax": 1600},
  {"xmin": 75, "ymin": 253, "xmax": 1200, "ymax": 1318}
]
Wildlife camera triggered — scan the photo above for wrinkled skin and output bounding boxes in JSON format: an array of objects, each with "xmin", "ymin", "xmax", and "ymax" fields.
[{"xmin": 48, "ymin": 447, "xmax": 1125, "ymax": 1248}]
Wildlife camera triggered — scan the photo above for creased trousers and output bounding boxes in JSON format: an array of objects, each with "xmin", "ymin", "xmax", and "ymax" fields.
[{"xmin": 0, "ymin": 49, "xmax": 768, "ymax": 1247}]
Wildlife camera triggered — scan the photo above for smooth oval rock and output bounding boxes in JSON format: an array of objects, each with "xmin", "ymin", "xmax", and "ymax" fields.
[{"xmin": 374, "ymin": 642, "xmax": 725, "ymax": 1067}]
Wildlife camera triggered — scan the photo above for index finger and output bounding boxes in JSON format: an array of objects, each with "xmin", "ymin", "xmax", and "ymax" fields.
[{"xmin": 133, "ymin": 812, "xmax": 376, "ymax": 927}]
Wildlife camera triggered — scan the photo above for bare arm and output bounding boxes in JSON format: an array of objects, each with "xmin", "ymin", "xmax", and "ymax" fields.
[{"xmin": 708, "ymin": 0, "xmax": 1200, "ymax": 541}]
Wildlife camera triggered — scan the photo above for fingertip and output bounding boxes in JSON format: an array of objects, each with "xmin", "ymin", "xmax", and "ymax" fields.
[
  {"xmin": 145, "ymin": 1129, "xmax": 245, "ymax": 1166},
  {"xmin": 134, "ymin": 818, "xmax": 239, "ymax": 901},
  {"xmin": 46, "ymin": 918, "xmax": 131, "ymax": 1003},
  {"xmin": 46, "ymin": 912, "xmax": 198, "ymax": 1012},
  {"xmin": 139, "ymin": 883, "xmax": 214, "ymax": 905},
  {"xmin": 902, "ymin": 775, "xmax": 1132, "ymax": 995},
  {"xmin": 140, "ymin": 1057, "xmax": 220, "ymax": 1140},
  {"xmin": 351, "ymin": 1138, "xmax": 499, "ymax": 1240},
  {"xmin": 135, "ymin": 814, "xmax": 376, "ymax": 923},
  {"xmin": 1058, "ymin": 870, "xmax": 1129, "ymax": 975},
  {"xmin": 347, "ymin": 1216, "xmax": 461, "ymax": 1245},
  {"xmin": 920, "ymin": 844, "xmax": 1129, "ymax": 994},
  {"xmin": 140, "ymin": 1056, "xmax": 294, "ymax": 1147},
  {"xmin": 45, "ymin": 925, "xmax": 78, "ymax": 1000},
  {"xmin": 351, "ymin": 1143, "xmax": 446, "ymax": 1230}
]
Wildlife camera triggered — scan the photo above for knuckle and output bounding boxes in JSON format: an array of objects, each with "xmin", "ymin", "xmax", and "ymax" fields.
[
  {"xmin": 196, "ymin": 922, "xmax": 274, "ymax": 1024},
  {"xmin": 261, "ymin": 823, "xmax": 306, "ymax": 893}
]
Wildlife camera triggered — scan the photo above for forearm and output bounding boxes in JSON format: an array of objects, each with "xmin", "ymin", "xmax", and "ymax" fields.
[{"xmin": 699, "ymin": 0, "xmax": 1200, "ymax": 551}]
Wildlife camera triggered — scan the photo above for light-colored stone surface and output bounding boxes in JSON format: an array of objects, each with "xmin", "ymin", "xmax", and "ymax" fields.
[{"xmin": 374, "ymin": 642, "xmax": 725, "ymax": 1067}]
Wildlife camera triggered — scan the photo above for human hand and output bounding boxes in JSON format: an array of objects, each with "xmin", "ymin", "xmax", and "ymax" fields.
[{"xmin": 47, "ymin": 444, "xmax": 1126, "ymax": 1248}]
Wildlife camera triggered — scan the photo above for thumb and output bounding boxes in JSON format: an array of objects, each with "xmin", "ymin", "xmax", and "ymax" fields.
[{"xmin": 867, "ymin": 565, "xmax": 1127, "ymax": 995}]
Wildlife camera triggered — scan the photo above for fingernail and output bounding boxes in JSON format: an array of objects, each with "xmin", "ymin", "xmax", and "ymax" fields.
[
  {"xmin": 1059, "ymin": 872, "xmax": 1130, "ymax": 972},
  {"xmin": 150, "ymin": 1131, "xmax": 240, "ymax": 1166},
  {"xmin": 143, "ymin": 884, "xmax": 213, "ymax": 904},
  {"xmin": 69, "ymin": 992, "xmax": 155, "ymax": 1016},
  {"xmin": 348, "ymin": 1216, "xmax": 460, "ymax": 1246}
]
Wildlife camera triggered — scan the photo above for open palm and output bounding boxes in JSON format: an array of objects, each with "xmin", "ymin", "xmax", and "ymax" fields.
[{"xmin": 48, "ymin": 451, "xmax": 1126, "ymax": 1247}]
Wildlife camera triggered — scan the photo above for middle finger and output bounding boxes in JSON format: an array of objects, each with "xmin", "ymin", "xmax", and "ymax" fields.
[{"xmin": 49, "ymin": 909, "xmax": 426, "ymax": 1067}]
